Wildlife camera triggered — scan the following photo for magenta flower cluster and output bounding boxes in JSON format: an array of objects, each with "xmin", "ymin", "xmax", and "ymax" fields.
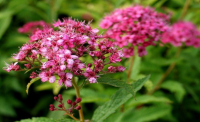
[
  {"xmin": 18, "ymin": 20, "xmax": 49, "ymax": 34},
  {"xmin": 161, "ymin": 21, "xmax": 200, "ymax": 47},
  {"xmin": 4, "ymin": 18, "xmax": 125, "ymax": 87},
  {"xmin": 100, "ymin": 5, "xmax": 169, "ymax": 57}
]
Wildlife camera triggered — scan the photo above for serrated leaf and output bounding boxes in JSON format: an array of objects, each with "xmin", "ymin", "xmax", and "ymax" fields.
[
  {"xmin": 26, "ymin": 77, "xmax": 40, "ymax": 94},
  {"xmin": 15, "ymin": 117, "xmax": 76, "ymax": 122},
  {"xmin": 97, "ymin": 76, "xmax": 135, "ymax": 96},
  {"xmin": 92, "ymin": 88, "xmax": 132, "ymax": 122},
  {"xmin": 161, "ymin": 80, "xmax": 186, "ymax": 102},
  {"xmin": 121, "ymin": 104, "xmax": 172, "ymax": 122},
  {"xmin": 56, "ymin": 118, "xmax": 76, "ymax": 122},
  {"xmin": 92, "ymin": 75, "xmax": 150, "ymax": 122},
  {"xmin": 104, "ymin": 112, "xmax": 124, "ymax": 122},
  {"xmin": 133, "ymin": 75, "xmax": 151, "ymax": 94}
]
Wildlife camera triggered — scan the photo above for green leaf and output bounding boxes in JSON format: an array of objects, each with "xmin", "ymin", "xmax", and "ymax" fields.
[
  {"xmin": 121, "ymin": 104, "xmax": 172, "ymax": 122},
  {"xmin": 144, "ymin": 79, "xmax": 153, "ymax": 92},
  {"xmin": 64, "ymin": 89, "xmax": 110, "ymax": 103},
  {"xmin": 141, "ymin": 0, "xmax": 157, "ymax": 5},
  {"xmin": 133, "ymin": 75, "xmax": 151, "ymax": 94},
  {"xmin": 149, "ymin": 57, "xmax": 181, "ymax": 66},
  {"xmin": 53, "ymin": 85, "xmax": 62, "ymax": 95},
  {"xmin": 24, "ymin": 68, "xmax": 33, "ymax": 74},
  {"xmin": 16, "ymin": 117, "xmax": 76, "ymax": 122},
  {"xmin": 26, "ymin": 77, "xmax": 40, "ymax": 94},
  {"xmin": 51, "ymin": 0, "xmax": 63, "ymax": 20},
  {"xmin": 35, "ymin": 76, "xmax": 62, "ymax": 95},
  {"xmin": 126, "ymin": 95, "xmax": 172, "ymax": 108},
  {"xmin": 7, "ymin": 0, "xmax": 28, "ymax": 12},
  {"xmin": 161, "ymin": 80, "xmax": 186, "ymax": 102},
  {"xmin": 4, "ymin": 77, "xmax": 23, "ymax": 92},
  {"xmin": 56, "ymin": 118, "xmax": 76, "ymax": 122},
  {"xmin": 92, "ymin": 88, "xmax": 132, "ymax": 122},
  {"xmin": 31, "ymin": 96, "xmax": 52, "ymax": 116},
  {"xmin": 0, "ymin": 96, "xmax": 16, "ymax": 116},
  {"xmin": 130, "ymin": 55, "xmax": 141, "ymax": 80},
  {"xmin": 188, "ymin": 104, "xmax": 200, "ymax": 113},
  {"xmin": 35, "ymin": 82, "xmax": 54, "ymax": 91},
  {"xmin": 7, "ymin": 96, "xmax": 22, "ymax": 107},
  {"xmin": 160, "ymin": 112, "xmax": 178, "ymax": 122},
  {"xmin": 183, "ymin": 84, "xmax": 199, "ymax": 103},
  {"xmin": 0, "ymin": 11, "xmax": 12, "ymax": 39},
  {"xmin": 104, "ymin": 112, "xmax": 124, "ymax": 122},
  {"xmin": 154, "ymin": 0, "xmax": 167, "ymax": 8},
  {"xmin": 92, "ymin": 75, "xmax": 150, "ymax": 122},
  {"xmin": 114, "ymin": 0, "xmax": 126, "ymax": 8},
  {"xmin": 97, "ymin": 76, "xmax": 135, "ymax": 96}
]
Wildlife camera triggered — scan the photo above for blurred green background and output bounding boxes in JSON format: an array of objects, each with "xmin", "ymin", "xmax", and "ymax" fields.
[{"xmin": 1, "ymin": 0, "xmax": 200, "ymax": 122}]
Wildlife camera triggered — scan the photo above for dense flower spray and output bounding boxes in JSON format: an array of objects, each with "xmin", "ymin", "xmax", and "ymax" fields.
[
  {"xmin": 4, "ymin": 18, "xmax": 125, "ymax": 87},
  {"xmin": 100, "ymin": 5, "xmax": 170, "ymax": 57},
  {"xmin": 161, "ymin": 21, "xmax": 200, "ymax": 47}
]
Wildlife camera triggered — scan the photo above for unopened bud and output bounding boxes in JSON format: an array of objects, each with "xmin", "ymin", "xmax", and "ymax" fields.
[
  {"xmin": 101, "ymin": 55, "xmax": 105, "ymax": 60},
  {"xmin": 72, "ymin": 102, "xmax": 77, "ymax": 106},
  {"xmin": 58, "ymin": 104, "xmax": 62, "ymax": 108},
  {"xmin": 54, "ymin": 96, "xmax": 58, "ymax": 101},
  {"xmin": 49, "ymin": 108, "xmax": 54, "ymax": 111},
  {"xmin": 24, "ymin": 64, "xmax": 31, "ymax": 69},
  {"xmin": 58, "ymin": 94, "xmax": 63, "ymax": 101},
  {"xmin": 50, "ymin": 104, "xmax": 54, "ymax": 108},
  {"xmin": 76, "ymin": 106, "xmax": 81, "ymax": 110},
  {"xmin": 87, "ymin": 63, "xmax": 92, "ymax": 67},
  {"xmin": 76, "ymin": 98, "xmax": 82, "ymax": 103},
  {"xmin": 67, "ymin": 99, "xmax": 72, "ymax": 104}
]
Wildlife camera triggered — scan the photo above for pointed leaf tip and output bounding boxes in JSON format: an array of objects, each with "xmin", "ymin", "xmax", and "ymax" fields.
[
  {"xmin": 26, "ymin": 77, "xmax": 40, "ymax": 94},
  {"xmin": 133, "ymin": 75, "xmax": 151, "ymax": 92}
]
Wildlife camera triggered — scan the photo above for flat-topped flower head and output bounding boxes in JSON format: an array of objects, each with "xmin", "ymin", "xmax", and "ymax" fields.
[
  {"xmin": 4, "ymin": 18, "xmax": 125, "ymax": 87},
  {"xmin": 161, "ymin": 21, "xmax": 200, "ymax": 47},
  {"xmin": 100, "ymin": 5, "xmax": 170, "ymax": 57}
]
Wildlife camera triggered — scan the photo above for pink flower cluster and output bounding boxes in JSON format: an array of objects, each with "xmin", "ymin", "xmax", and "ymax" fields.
[
  {"xmin": 18, "ymin": 21, "xmax": 49, "ymax": 33},
  {"xmin": 4, "ymin": 18, "xmax": 125, "ymax": 87},
  {"xmin": 161, "ymin": 21, "xmax": 200, "ymax": 47},
  {"xmin": 100, "ymin": 5, "xmax": 169, "ymax": 57}
]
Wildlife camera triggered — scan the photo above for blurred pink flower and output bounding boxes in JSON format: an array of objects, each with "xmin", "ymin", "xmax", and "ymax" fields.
[
  {"xmin": 18, "ymin": 21, "xmax": 50, "ymax": 33},
  {"xmin": 100, "ymin": 5, "xmax": 170, "ymax": 57},
  {"xmin": 161, "ymin": 21, "xmax": 200, "ymax": 47}
]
